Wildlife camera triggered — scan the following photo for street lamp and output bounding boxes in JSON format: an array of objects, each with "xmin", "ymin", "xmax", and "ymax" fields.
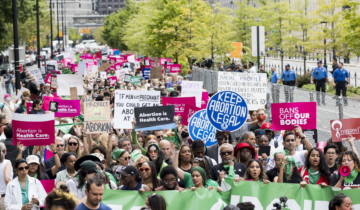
[
  {"xmin": 107, "ymin": 6, "xmax": 112, "ymax": 14},
  {"xmin": 320, "ymin": 21, "xmax": 327, "ymax": 69}
]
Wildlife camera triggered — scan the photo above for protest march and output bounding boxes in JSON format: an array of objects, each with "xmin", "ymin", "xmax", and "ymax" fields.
[{"xmin": 0, "ymin": 49, "xmax": 359, "ymax": 210}]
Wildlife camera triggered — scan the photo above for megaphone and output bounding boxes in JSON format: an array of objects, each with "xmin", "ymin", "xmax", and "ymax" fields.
[{"xmin": 339, "ymin": 165, "xmax": 351, "ymax": 177}]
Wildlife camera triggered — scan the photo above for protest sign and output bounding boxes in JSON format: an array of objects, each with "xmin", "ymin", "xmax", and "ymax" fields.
[
  {"xmin": 142, "ymin": 68, "xmax": 150, "ymax": 80},
  {"xmin": 303, "ymin": 129, "xmax": 318, "ymax": 147},
  {"xmin": 206, "ymin": 91, "xmax": 248, "ymax": 131},
  {"xmin": 16, "ymin": 87, "xmax": 29, "ymax": 99},
  {"xmin": 130, "ymin": 76, "xmax": 142, "ymax": 85},
  {"xmin": 77, "ymin": 61, "xmax": 86, "ymax": 75},
  {"xmin": 46, "ymin": 60, "xmax": 57, "ymax": 71},
  {"xmin": 84, "ymin": 121, "xmax": 112, "ymax": 133},
  {"xmin": 62, "ymin": 68, "xmax": 72, "ymax": 74},
  {"xmin": 134, "ymin": 105, "xmax": 175, "ymax": 131},
  {"xmin": 84, "ymin": 101, "xmax": 111, "ymax": 121},
  {"xmin": 330, "ymin": 118, "xmax": 360, "ymax": 142},
  {"xmin": 108, "ymin": 76, "xmax": 118, "ymax": 86},
  {"xmin": 12, "ymin": 113, "xmax": 55, "ymax": 146},
  {"xmin": 100, "ymin": 72, "xmax": 107, "ymax": 79},
  {"xmin": 217, "ymin": 72, "xmax": 267, "ymax": 110},
  {"xmin": 162, "ymin": 97, "xmax": 196, "ymax": 124},
  {"xmin": 28, "ymin": 68, "xmax": 45, "ymax": 85},
  {"xmin": 40, "ymin": 66, "xmax": 45, "ymax": 74},
  {"xmin": 116, "ymin": 69, "xmax": 127, "ymax": 79},
  {"xmin": 42, "ymin": 95, "xmax": 62, "ymax": 111},
  {"xmin": 181, "ymin": 81, "xmax": 203, "ymax": 108},
  {"xmin": 159, "ymin": 58, "xmax": 172, "ymax": 65},
  {"xmin": 271, "ymin": 102, "xmax": 316, "ymax": 131},
  {"xmin": 53, "ymin": 99, "xmax": 80, "ymax": 118},
  {"xmin": 114, "ymin": 90, "xmax": 160, "ymax": 129},
  {"xmin": 188, "ymin": 109, "xmax": 217, "ymax": 146},
  {"xmin": 99, "ymin": 62, "xmax": 111, "ymax": 72},
  {"xmin": 26, "ymin": 102, "xmax": 33, "ymax": 114},
  {"xmin": 201, "ymin": 91, "xmax": 209, "ymax": 109},
  {"xmin": 124, "ymin": 74, "xmax": 132, "ymax": 83},
  {"xmin": 150, "ymin": 67, "xmax": 162, "ymax": 79},
  {"xmin": 50, "ymin": 75, "xmax": 57, "ymax": 90},
  {"xmin": 44, "ymin": 74, "xmax": 51, "ymax": 84},
  {"xmin": 168, "ymin": 64, "xmax": 182, "ymax": 73},
  {"xmin": 40, "ymin": 180, "xmax": 55, "ymax": 194},
  {"xmin": 183, "ymin": 103, "xmax": 202, "ymax": 126},
  {"xmin": 57, "ymin": 75, "xmax": 84, "ymax": 96}
]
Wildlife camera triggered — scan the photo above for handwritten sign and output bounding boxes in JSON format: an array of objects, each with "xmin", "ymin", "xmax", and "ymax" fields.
[
  {"xmin": 84, "ymin": 101, "xmax": 111, "ymax": 121},
  {"xmin": 181, "ymin": 81, "xmax": 203, "ymax": 108},
  {"xmin": 84, "ymin": 121, "xmax": 112, "ymax": 133},
  {"xmin": 57, "ymin": 75, "xmax": 84, "ymax": 96}
]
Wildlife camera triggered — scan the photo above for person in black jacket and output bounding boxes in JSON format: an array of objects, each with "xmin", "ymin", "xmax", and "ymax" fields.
[
  {"xmin": 27, "ymin": 75, "xmax": 40, "ymax": 101},
  {"xmin": 331, "ymin": 58, "xmax": 338, "ymax": 74}
]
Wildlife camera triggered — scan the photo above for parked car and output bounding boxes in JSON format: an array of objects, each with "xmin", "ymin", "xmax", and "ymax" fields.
[{"xmin": 25, "ymin": 57, "xmax": 34, "ymax": 66}]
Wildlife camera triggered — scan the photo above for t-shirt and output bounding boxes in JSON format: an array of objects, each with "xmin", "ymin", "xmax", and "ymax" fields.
[
  {"xmin": 75, "ymin": 203, "xmax": 112, "ymax": 210},
  {"xmin": 183, "ymin": 172, "xmax": 219, "ymax": 188},
  {"xmin": 291, "ymin": 150, "xmax": 306, "ymax": 168},
  {"xmin": 329, "ymin": 163, "xmax": 338, "ymax": 174},
  {"xmin": 330, "ymin": 172, "xmax": 360, "ymax": 189}
]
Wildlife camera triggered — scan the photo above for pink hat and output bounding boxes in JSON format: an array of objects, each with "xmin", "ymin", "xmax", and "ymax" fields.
[{"xmin": 3, "ymin": 94, "xmax": 10, "ymax": 99}]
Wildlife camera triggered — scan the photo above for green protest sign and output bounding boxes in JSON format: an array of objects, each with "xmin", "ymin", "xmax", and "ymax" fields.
[
  {"xmin": 101, "ymin": 179, "xmax": 360, "ymax": 210},
  {"xmin": 62, "ymin": 68, "xmax": 72, "ymax": 74},
  {"xmin": 130, "ymin": 76, "xmax": 142, "ymax": 85}
]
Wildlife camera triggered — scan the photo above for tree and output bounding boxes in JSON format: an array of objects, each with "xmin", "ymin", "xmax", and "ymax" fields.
[
  {"xmin": 342, "ymin": 0, "xmax": 360, "ymax": 58},
  {"xmin": 92, "ymin": 28, "xmax": 106, "ymax": 45},
  {"xmin": 69, "ymin": 28, "xmax": 82, "ymax": 45}
]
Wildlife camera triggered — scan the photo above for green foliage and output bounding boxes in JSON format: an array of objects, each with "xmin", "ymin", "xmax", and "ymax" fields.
[
  {"xmin": 69, "ymin": 28, "xmax": 82, "ymax": 45},
  {"xmin": 296, "ymin": 73, "xmax": 311, "ymax": 88}
]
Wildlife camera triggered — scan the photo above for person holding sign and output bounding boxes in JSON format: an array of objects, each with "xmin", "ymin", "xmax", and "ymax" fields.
[{"xmin": 281, "ymin": 64, "xmax": 297, "ymax": 103}]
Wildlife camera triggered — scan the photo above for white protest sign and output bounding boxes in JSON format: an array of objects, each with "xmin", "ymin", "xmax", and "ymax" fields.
[
  {"xmin": 29, "ymin": 68, "xmax": 45, "ymax": 85},
  {"xmin": 181, "ymin": 81, "xmax": 203, "ymax": 108},
  {"xmin": 135, "ymin": 61, "xmax": 140, "ymax": 69},
  {"xmin": 46, "ymin": 60, "xmax": 58, "ymax": 71},
  {"xmin": 77, "ymin": 61, "xmax": 86, "ymax": 75},
  {"xmin": 114, "ymin": 90, "xmax": 160, "ymax": 129},
  {"xmin": 116, "ymin": 69, "xmax": 127, "ymax": 79},
  {"xmin": 100, "ymin": 72, "xmax": 107, "ymax": 79},
  {"xmin": 57, "ymin": 75, "xmax": 84, "ymax": 96},
  {"xmin": 127, "ymin": 55, "xmax": 135, "ymax": 63},
  {"xmin": 40, "ymin": 66, "xmax": 45, "ymax": 74},
  {"xmin": 217, "ymin": 72, "xmax": 267, "ymax": 110}
]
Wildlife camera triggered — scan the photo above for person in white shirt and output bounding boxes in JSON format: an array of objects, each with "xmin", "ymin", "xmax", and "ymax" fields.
[
  {"xmin": 248, "ymin": 62, "xmax": 257, "ymax": 73},
  {"xmin": 0, "ymin": 143, "xmax": 13, "ymax": 210}
]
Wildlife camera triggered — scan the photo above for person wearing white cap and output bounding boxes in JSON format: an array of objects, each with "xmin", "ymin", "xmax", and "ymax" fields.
[{"xmin": 26, "ymin": 155, "xmax": 49, "ymax": 180}]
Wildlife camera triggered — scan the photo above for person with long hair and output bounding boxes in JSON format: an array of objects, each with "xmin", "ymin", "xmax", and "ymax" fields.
[
  {"xmin": 243, "ymin": 159, "xmax": 269, "ymax": 184},
  {"xmin": 118, "ymin": 165, "xmax": 151, "ymax": 191},
  {"xmin": 298, "ymin": 148, "xmax": 330, "ymax": 187},
  {"xmin": 178, "ymin": 145, "xmax": 193, "ymax": 173},
  {"xmin": 5, "ymin": 159, "xmax": 47, "ymax": 210},
  {"xmin": 112, "ymin": 149, "xmax": 130, "ymax": 175},
  {"xmin": 65, "ymin": 136, "xmax": 82, "ymax": 158},
  {"xmin": 45, "ymin": 185, "xmax": 79, "ymax": 210},
  {"xmin": 29, "ymin": 98, "xmax": 44, "ymax": 114},
  {"xmin": 331, "ymin": 151, "xmax": 360, "ymax": 188},
  {"xmin": 26, "ymin": 155, "xmax": 49, "ymax": 180},
  {"xmin": 138, "ymin": 161, "xmax": 162, "ymax": 191},
  {"xmin": 144, "ymin": 193, "xmax": 167, "ymax": 210},
  {"xmin": 146, "ymin": 144, "xmax": 167, "ymax": 177},
  {"xmin": 56, "ymin": 152, "xmax": 77, "ymax": 183},
  {"xmin": 134, "ymin": 155, "xmax": 150, "ymax": 170},
  {"xmin": 15, "ymin": 97, "xmax": 31, "ymax": 114},
  {"xmin": 328, "ymin": 193, "xmax": 353, "ymax": 210},
  {"xmin": 0, "ymin": 142, "xmax": 12, "ymax": 210},
  {"xmin": 267, "ymin": 151, "xmax": 302, "ymax": 183},
  {"xmin": 234, "ymin": 142, "xmax": 256, "ymax": 167}
]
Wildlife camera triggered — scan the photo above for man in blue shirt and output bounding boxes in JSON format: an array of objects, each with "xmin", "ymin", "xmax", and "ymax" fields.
[
  {"xmin": 311, "ymin": 60, "xmax": 328, "ymax": 105},
  {"xmin": 270, "ymin": 67, "xmax": 280, "ymax": 103},
  {"xmin": 281, "ymin": 64, "xmax": 297, "ymax": 102},
  {"xmin": 332, "ymin": 62, "xmax": 350, "ymax": 106}
]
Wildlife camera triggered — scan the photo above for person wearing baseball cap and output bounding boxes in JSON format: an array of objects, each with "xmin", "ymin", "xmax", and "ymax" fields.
[
  {"xmin": 118, "ymin": 165, "xmax": 151, "ymax": 191},
  {"xmin": 311, "ymin": 59, "xmax": 328, "ymax": 105},
  {"xmin": 281, "ymin": 64, "xmax": 297, "ymax": 102},
  {"xmin": 26, "ymin": 155, "xmax": 50, "ymax": 180}
]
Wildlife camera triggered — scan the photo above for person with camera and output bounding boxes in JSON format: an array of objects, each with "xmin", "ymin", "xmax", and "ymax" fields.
[
  {"xmin": 311, "ymin": 60, "xmax": 328, "ymax": 105},
  {"xmin": 332, "ymin": 62, "xmax": 350, "ymax": 106}
]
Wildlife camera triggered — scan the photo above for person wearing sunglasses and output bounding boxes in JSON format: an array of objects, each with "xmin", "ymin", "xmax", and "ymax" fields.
[
  {"xmin": 146, "ymin": 144, "xmax": 167, "ymax": 177},
  {"xmin": 5, "ymin": 159, "xmax": 47, "ymax": 210},
  {"xmin": 210, "ymin": 143, "xmax": 247, "ymax": 184},
  {"xmin": 118, "ymin": 165, "xmax": 151, "ymax": 191},
  {"xmin": 26, "ymin": 155, "xmax": 49, "ymax": 180},
  {"xmin": 155, "ymin": 166, "xmax": 183, "ymax": 191},
  {"xmin": 112, "ymin": 149, "xmax": 130, "ymax": 180},
  {"xmin": 29, "ymin": 99, "xmax": 45, "ymax": 114},
  {"xmin": 65, "ymin": 136, "xmax": 82, "ymax": 158},
  {"xmin": 138, "ymin": 161, "xmax": 162, "ymax": 191}
]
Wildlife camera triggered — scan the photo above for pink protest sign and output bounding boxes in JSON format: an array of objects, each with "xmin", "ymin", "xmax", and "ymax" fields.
[
  {"xmin": 54, "ymin": 99, "xmax": 81, "ymax": 118},
  {"xmin": 168, "ymin": 64, "xmax": 182, "ymax": 73},
  {"xmin": 108, "ymin": 76, "xmax": 118, "ymax": 86},
  {"xmin": 12, "ymin": 113, "xmax": 55, "ymax": 146},
  {"xmin": 40, "ymin": 179, "xmax": 55, "ymax": 193},
  {"xmin": 159, "ymin": 58, "xmax": 172, "ymax": 65},
  {"xmin": 44, "ymin": 74, "xmax": 52, "ymax": 84},
  {"xmin": 42, "ymin": 96, "xmax": 62, "ymax": 111},
  {"xmin": 201, "ymin": 91, "xmax": 209, "ymax": 109},
  {"xmin": 26, "ymin": 102, "xmax": 33, "ymax": 114},
  {"xmin": 162, "ymin": 97, "xmax": 196, "ymax": 124},
  {"xmin": 62, "ymin": 58, "xmax": 72, "ymax": 66},
  {"xmin": 44, "ymin": 149, "xmax": 54, "ymax": 161},
  {"xmin": 271, "ymin": 102, "xmax": 317, "ymax": 130},
  {"xmin": 150, "ymin": 60, "xmax": 156, "ymax": 68},
  {"xmin": 183, "ymin": 104, "xmax": 202, "ymax": 126}
]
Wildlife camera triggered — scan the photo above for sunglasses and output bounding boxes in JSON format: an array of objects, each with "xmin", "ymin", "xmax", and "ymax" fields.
[
  {"xmin": 120, "ymin": 157, "xmax": 131, "ymax": 161},
  {"xmin": 220, "ymin": 151, "xmax": 232, "ymax": 156},
  {"xmin": 163, "ymin": 178, "xmax": 176, "ymax": 184},
  {"xmin": 56, "ymin": 144, "xmax": 65, "ymax": 147},
  {"xmin": 68, "ymin": 142, "xmax": 78, "ymax": 146},
  {"xmin": 148, "ymin": 150, "xmax": 158, "ymax": 154},
  {"xmin": 139, "ymin": 168, "xmax": 150, "ymax": 172},
  {"xmin": 17, "ymin": 166, "xmax": 29, "ymax": 171}
]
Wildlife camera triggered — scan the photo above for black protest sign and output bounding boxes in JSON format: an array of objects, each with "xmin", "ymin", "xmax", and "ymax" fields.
[
  {"xmin": 84, "ymin": 121, "xmax": 112, "ymax": 133},
  {"xmin": 303, "ymin": 129, "xmax": 318, "ymax": 147},
  {"xmin": 134, "ymin": 105, "xmax": 175, "ymax": 130},
  {"xmin": 124, "ymin": 74, "xmax": 132, "ymax": 83}
]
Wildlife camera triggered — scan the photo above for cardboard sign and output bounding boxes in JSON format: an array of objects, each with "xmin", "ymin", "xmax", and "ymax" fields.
[
  {"xmin": 114, "ymin": 90, "xmax": 161, "ymax": 129},
  {"xmin": 150, "ymin": 67, "xmax": 162, "ymax": 79},
  {"xmin": 181, "ymin": 81, "xmax": 203, "ymax": 108},
  {"xmin": 188, "ymin": 110, "xmax": 217, "ymax": 146},
  {"xmin": 142, "ymin": 68, "xmax": 150, "ymax": 80},
  {"xmin": 162, "ymin": 97, "xmax": 196, "ymax": 124},
  {"xmin": 99, "ymin": 62, "xmax": 111, "ymax": 72},
  {"xmin": 57, "ymin": 75, "xmax": 84, "ymax": 96},
  {"xmin": 84, "ymin": 121, "xmax": 112, "ymax": 133},
  {"xmin": 206, "ymin": 91, "xmax": 248, "ymax": 132},
  {"xmin": 130, "ymin": 76, "xmax": 142, "ymax": 85},
  {"xmin": 218, "ymin": 72, "xmax": 267, "ymax": 110},
  {"xmin": 330, "ymin": 118, "xmax": 360, "ymax": 142},
  {"xmin": 271, "ymin": 102, "xmax": 316, "ymax": 131},
  {"xmin": 53, "ymin": 99, "xmax": 80, "ymax": 118},
  {"xmin": 70, "ymin": 87, "xmax": 78, "ymax": 100},
  {"xmin": 134, "ymin": 105, "xmax": 175, "ymax": 131},
  {"xmin": 183, "ymin": 103, "xmax": 202, "ymax": 126},
  {"xmin": 12, "ymin": 113, "xmax": 55, "ymax": 146},
  {"xmin": 84, "ymin": 101, "xmax": 111, "ymax": 121}
]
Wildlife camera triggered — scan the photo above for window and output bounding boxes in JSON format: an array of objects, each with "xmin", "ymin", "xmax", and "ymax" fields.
[
  {"xmin": 114, "ymin": 0, "xmax": 119, "ymax": 2},
  {"xmin": 101, "ymin": 5, "xmax": 106, "ymax": 7},
  {"xmin": 114, "ymin": 4, "xmax": 119, "ymax": 8},
  {"xmin": 101, "ymin": 0, "xmax": 106, "ymax": 2},
  {"xmin": 79, "ymin": 3, "xmax": 81, "ymax": 8}
]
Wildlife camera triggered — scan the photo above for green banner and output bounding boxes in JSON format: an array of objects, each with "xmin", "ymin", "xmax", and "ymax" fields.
[
  {"xmin": 55, "ymin": 123, "xmax": 82, "ymax": 134},
  {"xmin": 62, "ymin": 68, "xmax": 72, "ymax": 74},
  {"xmin": 130, "ymin": 76, "xmax": 142, "ymax": 85},
  {"xmin": 102, "ymin": 179, "xmax": 360, "ymax": 210}
]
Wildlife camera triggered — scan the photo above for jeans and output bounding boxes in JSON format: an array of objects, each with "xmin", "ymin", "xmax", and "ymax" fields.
[{"xmin": 5, "ymin": 83, "xmax": 11, "ymax": 95}]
